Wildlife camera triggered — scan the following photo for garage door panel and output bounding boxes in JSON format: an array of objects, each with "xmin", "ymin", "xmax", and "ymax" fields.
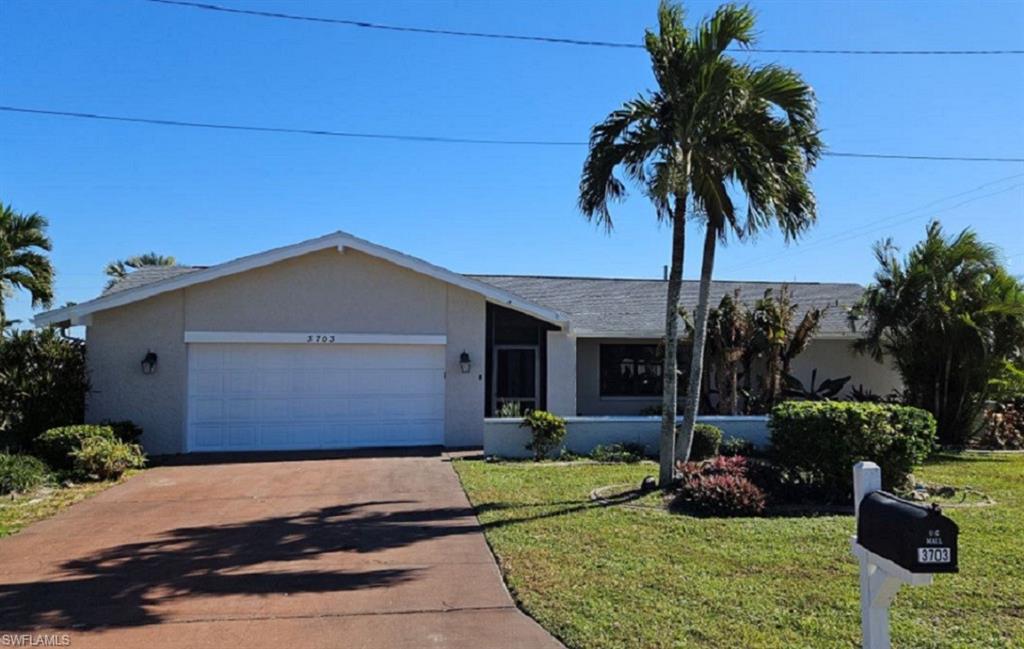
[
  {"xmin": 192, "ymin": 398, "xmax": 224, "ymax": 423},
  {"xmin": 187, "ymin": 343, "xmax": 445, "ymax": 451},
  {"xmin": 191, "ymin": 423, "xmax": 224, "ymax": 450},
  {"xmin": 225, "ymin": 424, "xmax": 255, "ymax": 448}
]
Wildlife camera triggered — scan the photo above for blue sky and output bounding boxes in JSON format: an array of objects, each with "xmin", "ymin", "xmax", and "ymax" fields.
[{"xmin": 2, "ymin": 0, "xmax": 1022, "ymax": 326}]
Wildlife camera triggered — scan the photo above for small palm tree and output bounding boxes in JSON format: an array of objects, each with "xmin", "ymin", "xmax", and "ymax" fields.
[
  {"xmin": 579, "ymin": 1, "xmax": 821, "ymax": 484},
  {"xmin": 105, "ymin": 252, "xmax": 177, "ymax": 289},
  {"xmin": 0, "ymin": 202, "xmax": 54, "ymax": 326}
]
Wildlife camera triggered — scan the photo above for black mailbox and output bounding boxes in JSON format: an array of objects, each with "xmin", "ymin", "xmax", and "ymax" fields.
[{"xmin": 857, "ymin": 491, "xmax": 958, "ymax": 574}]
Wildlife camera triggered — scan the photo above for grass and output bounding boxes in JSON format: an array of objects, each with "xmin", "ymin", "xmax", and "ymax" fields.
[
  {"xmin": 0, "ymin": 472, "xmax": 138, "ymax": 537},
  {"xmin": 455, "ymin": 453, "xmax": 1024, "ymax": 649}
]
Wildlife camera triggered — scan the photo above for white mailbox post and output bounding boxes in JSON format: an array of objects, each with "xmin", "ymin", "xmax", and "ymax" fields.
[
  {"xmin": 851, "ymin": 462, "xmax": 930, "ymax": 649},
  {"xmin": 850, "ymin": 461, "xmax": 958, "ymax": 649}
]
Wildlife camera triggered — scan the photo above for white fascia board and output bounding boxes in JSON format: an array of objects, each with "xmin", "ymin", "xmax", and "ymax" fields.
[
  {"xmin": 34, "ymin": 230, "xmax": 568, "ymax": 329},
  {"xmin": 184, "ymin": 331, "xmax": 447, "ymax": 345}
]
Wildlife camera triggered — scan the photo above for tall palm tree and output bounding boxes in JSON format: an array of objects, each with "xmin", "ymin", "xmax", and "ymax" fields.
[
  {"xmin": 0, "ymin": 202, "xmax": 54, "ymax": 326},
  {"xmin": 579, "ymin": 1, "xmax": 821, "ymax": 484},
  {"xmin": 105, "ymin": 252, "xmax": 177, "ymax": 289}
]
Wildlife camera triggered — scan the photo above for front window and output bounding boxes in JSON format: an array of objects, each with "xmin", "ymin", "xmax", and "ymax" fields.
[{"xmin": 600, "ymin": 344, "xmax": 664, "ymax": 397}]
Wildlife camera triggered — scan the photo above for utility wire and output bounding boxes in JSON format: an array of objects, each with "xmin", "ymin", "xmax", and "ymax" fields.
[
  {"xmin": 721, "ymin": 177, "xmax": 1024, "ymax": 273},
  {"xmin": 3, "ymin": 105, "xmax": 1023, "ymax": 163},
  {"xmin": 146, "ymin": 0, "xmax": 1024, "ymax": 56}
]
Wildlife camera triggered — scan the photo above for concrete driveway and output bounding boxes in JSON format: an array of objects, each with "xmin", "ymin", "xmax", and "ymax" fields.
[{"xmin": 0, "ymin": 451, "xmax": 563, "ymax": 648}]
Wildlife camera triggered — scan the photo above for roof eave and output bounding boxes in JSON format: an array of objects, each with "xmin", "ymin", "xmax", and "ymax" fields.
[{"xmin": 33, "ymin": 231, "xmax": 568, "ymax": 329}]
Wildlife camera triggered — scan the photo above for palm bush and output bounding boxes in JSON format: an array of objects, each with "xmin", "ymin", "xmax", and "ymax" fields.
[
  {"xmin": 855, "ymin": 221, "xmax": 1024, "ymax": 445},
  {"xmin": 0, "ymin": 328, "xmax": 88, "ymax": 449}
]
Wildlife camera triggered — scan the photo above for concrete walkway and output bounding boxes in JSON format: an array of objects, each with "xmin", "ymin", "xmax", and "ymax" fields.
[{"xmin": 0, "ymin": 451, "xmax": 563, "ymax": 648}]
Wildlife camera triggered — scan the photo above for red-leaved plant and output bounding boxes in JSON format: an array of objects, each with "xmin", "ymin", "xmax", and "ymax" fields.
[{"xmin": 672, "ymin": 455, "xmax": 767, "ymax": 516}]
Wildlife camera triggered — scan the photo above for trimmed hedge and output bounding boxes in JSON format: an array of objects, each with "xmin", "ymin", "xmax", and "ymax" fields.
[
  {"xmin": 35, "ymin": 425, "xmax": 116, "ymax": 471},
  {"xmin": 0, "ymin": 453, "xmax": 52, "ymax": 495},
  {"xmin": 769, "ymin": 401, "xmax": 936, "ymax": 501},
  {"xmin": 688, "ymin": 423, "xmax": 723, "ymax": 460}
]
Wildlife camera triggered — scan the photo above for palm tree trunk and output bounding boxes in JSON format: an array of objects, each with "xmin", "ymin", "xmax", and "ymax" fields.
[
  {"xmin": 678, "ymin": 225, "xmax": 718, "ymax": 462},
  {"xmin": 658, "ymin": 194, "xmax": 687, "ymax": 486}
]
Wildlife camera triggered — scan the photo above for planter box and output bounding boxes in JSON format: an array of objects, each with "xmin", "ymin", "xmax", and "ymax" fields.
[{"xmin": 484, "ymin": 415, "xmax": 770, "ymax": 459}]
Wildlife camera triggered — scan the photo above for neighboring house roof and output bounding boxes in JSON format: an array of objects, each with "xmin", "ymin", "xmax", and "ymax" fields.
[
  {"xmin": 34, "ymin": 231, "xmax": 568, "ymax": 328},
  {"xmin": 102, "ymin": 266, "xmax": 204, "ymax": 295},
  {"xmin": 470, "ymin": 275, "xmax": 864, "ymax": 337}
]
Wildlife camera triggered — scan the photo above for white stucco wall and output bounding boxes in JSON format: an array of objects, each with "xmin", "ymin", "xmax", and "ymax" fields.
[
  {"xmin": 788, "ymin": 337, "xmax": 901, "ymax": 398},
  {"xmin": 85, "ymin": 248, "xmax": 489, "ymax": 453},
  {"xmin": 444, "ymin": 286, "xmax": 486, "ymax": 447},
  {"xmin": 183, "ymin": 249, "xmax": 448, "ymax": 334},
  {"xmin": 86, "ymin": 290, "xmax": 187, "ymax": 455},
  {"xmin": 545, "ymin": 330, "xmax": 577, "ymax": 416},
  {"xmin": 484, "ymin": 415, "xmax": 770, "ymax": 459}
]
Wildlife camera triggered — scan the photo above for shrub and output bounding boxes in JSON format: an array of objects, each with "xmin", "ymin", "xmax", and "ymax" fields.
[
  {"xmin": 101, "ymin": 420, "xmax": 144, "ymax": 443},
  {"xmin": 0, "ymin": 328, "xmax": 88, "ymax": 450},
  {"xmin": 687, "ymin": 423, "xmax": 723, "ymax": 460},
  {"xmin": 520, "ymin": 410, "xmax": 567, "ymax": 460},
  {"xmin": 71, "ymin": 437, "xmax": 145, "ymax": 481},
  {"xmin": 769, "ymin": 401, "xmax": 936, "ymax": 501},
  {"xmin": 972, "ymin": 398, "xmax": 1024, "ymax": 450},
  {"xmin": 590, "ymin": 443, "xmax": 648, "ymax": 463},
  {"xmin": 720, "ymin": 436, "xmax": 755, "ymax": 457},
  {"xmin": 35, "ymin": 425, "xmax": 116, "ymax": 471},
  {"xmin": 0, "ymin": 453, "xmax": 52, "ymax": 495},
  {"xmin": 672, "ymin": 456, "xmax": 767, "ymax": 516}
]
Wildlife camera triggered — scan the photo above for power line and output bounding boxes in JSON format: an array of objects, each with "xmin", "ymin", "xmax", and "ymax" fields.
[
  {"xmin": 721, "ymin": 176, "xmax": 1024, "ymax": 273},
  {"xmin": 0, "ymin": 106, "xmax": 582, "ymax": 146},
  {"xmin": 146, "ymin": 0, "xmax": 1024, "ymax": 56},
  {"xmin": 3, "ymin": 105, "xmax": 1023, "ymax": 163}
]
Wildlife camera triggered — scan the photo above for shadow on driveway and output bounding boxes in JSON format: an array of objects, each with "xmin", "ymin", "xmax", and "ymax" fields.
[{"xmin": 0, "ymin": 500, "xmax": 478, "ymax": 630}]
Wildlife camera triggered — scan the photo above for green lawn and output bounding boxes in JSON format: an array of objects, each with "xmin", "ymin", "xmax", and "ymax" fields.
[
  {"xmin": 0, "ymin": 473, "xmax": 136, "ymax": 538},
  {"xmin": 455, "ymin": 454, "xmax": 1024, "ymax": 649}
]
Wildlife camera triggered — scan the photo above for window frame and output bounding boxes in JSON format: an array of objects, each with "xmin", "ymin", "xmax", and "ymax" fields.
[{"xmin": 599, "ymin": 343, "xmax": 666, "ymax": 398}]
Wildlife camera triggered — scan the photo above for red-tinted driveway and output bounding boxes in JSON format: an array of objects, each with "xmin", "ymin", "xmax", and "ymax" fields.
[{"xmin": 0, "ymin": 452, "xmax": 563, "ymax": 648}]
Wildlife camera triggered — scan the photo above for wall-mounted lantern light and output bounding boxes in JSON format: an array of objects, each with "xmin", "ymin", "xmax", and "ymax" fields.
[
  {"xmin": 141, "ymin": 350, "xmax": 158, "ymax": 375},
  {"xmin": 459, "ymin": 350, "xmax": 472, "ymax": 374}
]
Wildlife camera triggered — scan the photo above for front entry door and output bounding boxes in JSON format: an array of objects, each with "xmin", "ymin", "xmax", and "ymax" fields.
[{"xmin": 493, "ymin": 345, "xmax": 539, "ymax": 413}]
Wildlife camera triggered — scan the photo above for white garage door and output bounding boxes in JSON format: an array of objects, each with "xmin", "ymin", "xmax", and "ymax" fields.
[{"xmin": 187, "ymin": 343, "xmax": 445, "ymax": 452}]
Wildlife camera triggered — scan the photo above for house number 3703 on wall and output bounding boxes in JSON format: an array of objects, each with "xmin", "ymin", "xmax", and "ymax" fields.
[{"xmin": 306, "ymin": 335, "xmax": 336, "ymax": 343}]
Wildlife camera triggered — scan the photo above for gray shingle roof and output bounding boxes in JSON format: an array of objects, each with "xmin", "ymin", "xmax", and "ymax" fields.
[
  {"xmin": 102, "ymin": 266, "xmax": 203, "ymax": 295},
  {"xmin": 470, "ymin": 275, "xmax": 863, "ymax": 336},
  {"xmin": 98, "ymin": 265, "xmax": 862, "ymax": 336}
]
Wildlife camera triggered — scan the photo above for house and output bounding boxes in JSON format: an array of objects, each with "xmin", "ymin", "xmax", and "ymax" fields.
[{"xmin": 33, "ymin": 231, "xmax": 899, "ymax": 455}]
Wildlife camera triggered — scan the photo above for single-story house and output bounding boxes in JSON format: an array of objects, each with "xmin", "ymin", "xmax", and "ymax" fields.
[{"xmin": 34, "ymin": 231, "xmax": 899, "ymax": 455}]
